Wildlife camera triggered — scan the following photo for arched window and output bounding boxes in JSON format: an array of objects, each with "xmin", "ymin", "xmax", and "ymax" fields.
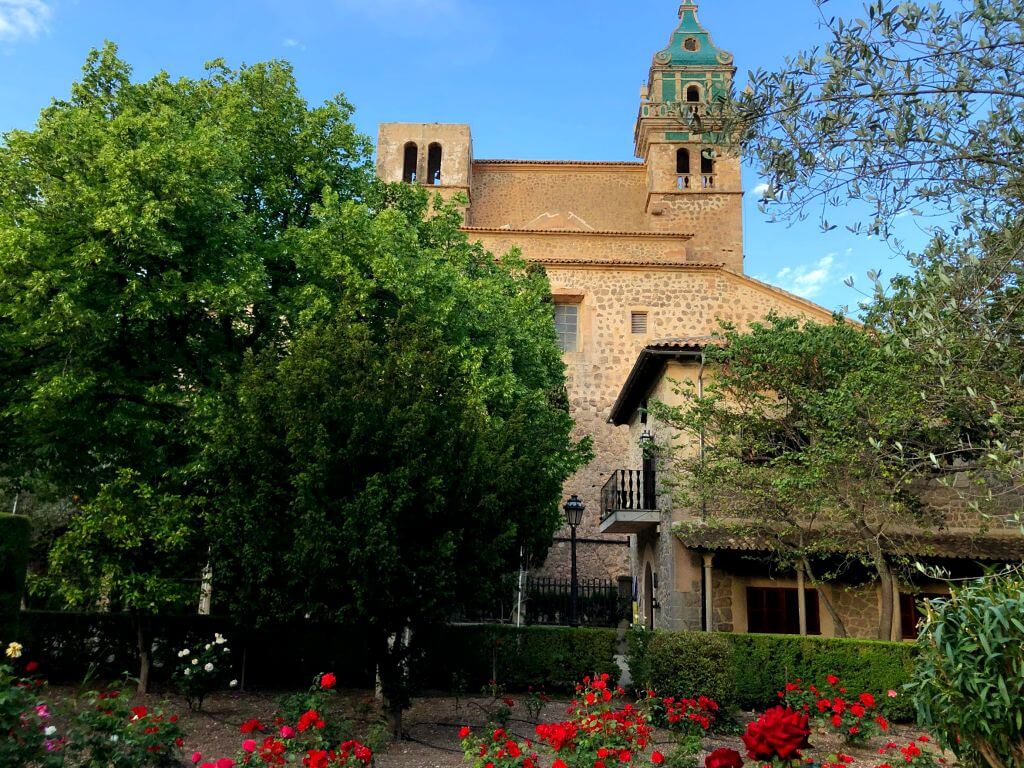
[
  {"xmin": 402, "ymin": 142, "xmax": 418, "ymax": 183},
  {"xmin": 701, "ymin": 148, "xmax": 716, "ymax": 188},
  {"xmin": 701, "ymin": 149, "xmax": 715, "ymax": 175},
  {"xmin": 676, "ymin": 148, "xmax": 691, "ymax": 174},
  {"xmin": 686, "ymin": 84, "xmax": 701, "ymax": 103},
  {"xmin": 427, "ymin": 143, "xmax": 443, "ymax": 185}
]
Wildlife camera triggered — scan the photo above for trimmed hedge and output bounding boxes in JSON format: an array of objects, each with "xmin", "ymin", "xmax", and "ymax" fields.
[
  {"xmin": 414, "ymin": 624, "xmax": 620, "ymax": 692},
  {"xmin": 18, "ymin": 612, "xmax": 618, "ymax": 693},
  {"xmin": 628, "ymin": 630, "xmax": 917, "ymax": 720},
  {"xmin": 19, "ymin": 612, "xmax": 376, "ymax": 688},
  {"xmin": 0, "ymin": 514, "xmax": 30, "ymax": 642}
]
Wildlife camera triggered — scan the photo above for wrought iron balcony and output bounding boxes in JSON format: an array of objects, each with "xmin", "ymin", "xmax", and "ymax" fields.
[{"xmin": 599, "ymin": 469, "xmax": 660, "ymax": 534}]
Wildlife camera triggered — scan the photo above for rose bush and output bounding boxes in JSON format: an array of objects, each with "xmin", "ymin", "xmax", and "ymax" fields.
[
  {"xmin": 740, "ymin": 706, "xmax": 811, "ymax": 766},
  {"xmin": 173, "ymin": 633, "xmax": 235, "ymax": 712},
  {"xmin": 781, "ymin": 676, "xmax": 889, "ymax": 745}
]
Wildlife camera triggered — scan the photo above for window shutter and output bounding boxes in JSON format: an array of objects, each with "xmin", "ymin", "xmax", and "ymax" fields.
[{"xmin": 631, "ymin": 312, "xmax": 648, "ymax": 334}]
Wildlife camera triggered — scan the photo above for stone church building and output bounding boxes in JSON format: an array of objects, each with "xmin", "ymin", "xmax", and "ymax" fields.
[{"xmin": 375, "ymin": 3, "xmax": 1024, "ymax": 638}]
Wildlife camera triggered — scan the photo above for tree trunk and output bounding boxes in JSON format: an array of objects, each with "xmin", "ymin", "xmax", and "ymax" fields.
[
  {"xmin": 136, "ymin": 621, "xmax": 151, "ymax": 695},
  {"xmin": 802, "ymin": 557, "xmax": 848, "ymax": 638},
  {"xmin": 876, "ymin": 555, "xmax": 896, "ymax": 641},
  {"xmin": 378, "ymin": 629, "xmax": 412, "ymax": 740},
  {"xmin": 857, "ymin": 528, "xmax": 895, "ymax": 640}
]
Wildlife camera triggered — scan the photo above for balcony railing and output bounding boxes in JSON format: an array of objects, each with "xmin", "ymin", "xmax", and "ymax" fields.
[{"xmin": 601, "ymin": 469, "xmax": 657, "ymax": 523}]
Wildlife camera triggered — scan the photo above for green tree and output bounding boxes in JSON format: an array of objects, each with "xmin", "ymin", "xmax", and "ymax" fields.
[
  {"xmin": 911, "ymin": 568, "xmax": 1024, "ymax": 768},
  {"xmin": 730, "ymin": 0, "xmax": 1024, "ymax": 528},
  {"xmin": 0, "ymin": 43, "xmax": 371, "ymax": 495},
  {"xmin": 654, "ymin": 315, "xmax": 950, "ymax": 639},
  {"xmin": 733, "ymin": 0, "xmax": 1024, "ymax": 238},
  {"xmin": 0, "ymin": 45, "xmax": 376, "ymax": 688},
  {"xmin": 203, "ymin": 191, "xmax": 590, "ymax": 736},
  {"xmin": 0, "ymin": 44, "xmax": 373, "ymax": 688}
]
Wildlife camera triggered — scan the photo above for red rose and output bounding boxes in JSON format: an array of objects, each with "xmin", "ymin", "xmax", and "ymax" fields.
[
  {"xmin": 741, "ymin": 707, "xmax": 811, "ymax": 762},
  {"xmin": 652, "ymin": 753, "xmax": 666, "ymax": 765},
  {"xmin": 25, "ymin": 661, "xmax": 39, "ymax": 673},
  {"xmin": 706, "ymin": 747, "xmax": 743, "ymax": 768},
  {"xmin": 859, "ymin": 692, "xmax": 875, "ymax": 708},
  {"xmin": 827, "ymin": 675, "xmax": 840, "ymax": 686},
  {"xmin": 459, "ymin": 726, "xmax": 471, "ymax": 740},
  {"xmin": 320, "ymin": 673, "xmax": 336, "ymax": 690}
]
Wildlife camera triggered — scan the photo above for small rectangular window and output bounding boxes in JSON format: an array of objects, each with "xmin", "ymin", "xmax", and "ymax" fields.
[
  {"xmin": 631, "ymin": 311, "xmax": 648, "ymax": 335},
  {"xmin": 554, "ymin": 303, "xmax": 579, "ymax": 352}
]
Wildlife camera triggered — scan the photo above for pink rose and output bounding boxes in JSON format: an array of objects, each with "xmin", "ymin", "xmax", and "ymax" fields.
[
  {"xmin": 242, "ymin": 740, "xmax": 257, "ymax": 752},
  {"xmin": 279, "ymin": 725, "xmax": 296, "ymax": 739},
  {"xmin": 192, "ymin": 753, "xmax": 202, "ymax": 765}
]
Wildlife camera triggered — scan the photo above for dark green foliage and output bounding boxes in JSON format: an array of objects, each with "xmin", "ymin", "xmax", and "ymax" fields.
[
  {"xmin": 628, "ymin": 630, "xmax": 916, "ymax": 720},
  {"xmin": 911, "ymin": 571, "xmax": 1024, "ymax": 768},
  {"xmin": 19, "ymin": 612, "xmax": 615, "ymax": 694},
  {"xmin": 413, "ymin": 625, "xmax": 619, "ymax": 692},
  {"xmin": 630, "ymin": 631, "xmax": 738, "ymax": 711},
  {"xmin": 0, "ymin": 514, "xmax": 29, "ymax": 641}
]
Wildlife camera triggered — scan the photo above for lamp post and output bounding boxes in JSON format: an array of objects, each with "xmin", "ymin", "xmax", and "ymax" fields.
[{"xmin": 563, "ymin": 494, "xmax": 585, "ymax": 628}]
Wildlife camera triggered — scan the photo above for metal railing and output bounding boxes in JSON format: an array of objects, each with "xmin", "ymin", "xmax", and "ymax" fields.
[{"xmin": 600, "ymin": 469, "xmax": 657, "ymax": 522}]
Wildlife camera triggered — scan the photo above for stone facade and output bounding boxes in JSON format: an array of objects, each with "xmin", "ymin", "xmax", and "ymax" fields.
[
  {"xmin": 374, "ymin": 3, "xmax": 836, "ymax": 586},
  {"xmin": 374, "ymin": 2, "xmax": 1024, "ymax": 640}
]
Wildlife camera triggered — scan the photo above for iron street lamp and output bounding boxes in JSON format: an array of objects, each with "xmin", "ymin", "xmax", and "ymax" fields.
[{"xmin": 563, "ymin": 494, "xmax": 585, "ymax": 628}]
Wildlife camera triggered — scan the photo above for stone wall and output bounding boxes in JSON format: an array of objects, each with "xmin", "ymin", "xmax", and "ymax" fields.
[
  {"xmin": 505, "ymin": 263, "xmax": 834, "ymax": 582},
  {"xmin": 469, "ymin": 163, "xmax": 649, "ymax": 233}
]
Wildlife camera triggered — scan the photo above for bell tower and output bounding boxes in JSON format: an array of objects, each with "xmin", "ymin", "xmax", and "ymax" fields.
[{"xmin": 636, "ymin": 3, "xmax": 743, "ymax": 267}]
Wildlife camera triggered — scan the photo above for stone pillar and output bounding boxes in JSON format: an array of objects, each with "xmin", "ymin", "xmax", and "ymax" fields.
[
  {"xmin": 702, "ymin": 553, "xmax": 715, "ymax": 632},
  {"xmin": 797, "ymin": 566, "xmax": 808, "ymax": 636}
]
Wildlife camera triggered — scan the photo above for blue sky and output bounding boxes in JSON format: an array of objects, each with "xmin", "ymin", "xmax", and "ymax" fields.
[{"xmin": 0, "ymin": 0, "xmax": 929, "ymax": 314}]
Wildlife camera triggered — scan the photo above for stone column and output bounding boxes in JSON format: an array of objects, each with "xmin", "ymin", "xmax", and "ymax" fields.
[{"xmin": 702, "ymin": 553, "xmax": 715, "ymax": 632}]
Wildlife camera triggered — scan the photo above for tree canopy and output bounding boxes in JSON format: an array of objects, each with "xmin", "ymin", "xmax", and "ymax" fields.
[
  {"xmin": 0, "ymin": 46, "xmax": 589, "ymax": 713},
  {"xmin": 655, "ymin": 315, "xmax": 955, "ymax": 639},
  {"xmin": 203, "ymin": 193, "xmax": 590, "ymax": 727}
]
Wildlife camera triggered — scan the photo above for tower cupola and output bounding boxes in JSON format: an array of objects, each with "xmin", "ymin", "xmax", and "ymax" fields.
[{"xmin": 635, "ymin": 2, "xmax": 736, "ymax": 161}]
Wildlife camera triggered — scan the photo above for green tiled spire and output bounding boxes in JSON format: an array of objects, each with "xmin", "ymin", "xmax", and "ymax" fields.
[{"xmin": 653, "ymin": 2, "xmax": 734, "ymax": 68}]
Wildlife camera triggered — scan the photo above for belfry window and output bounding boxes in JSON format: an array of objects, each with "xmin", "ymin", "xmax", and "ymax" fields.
[
  {"xmin": 686, "ymin": 85, "xmax": 701, "ymax": 103},
  {"xmin": 427, "ymin": 143, "xmax": 443, "ymax": 185},
  {"xmin": 402, "ymin": 142, "xmax": 418, "ymax": 183},
  {"xmin": 701, "ymin": 149, "xmax": 715, "ymax": 175},
  {"xmin": 676, "ymin": 148, "xmax": 691, "ymax": 174}
]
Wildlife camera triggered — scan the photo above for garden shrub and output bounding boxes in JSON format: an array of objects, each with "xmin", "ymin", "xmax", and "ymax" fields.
[
  {"xmin": 638, "ymin": 631, "xmax": 738, "ymax": 711},
  {"xmin": 0, "ymin": 514, "xmax": 30, "ymax": 641},
  {"xmin": 414, "ymin": 624, "xmax": 620, "ymax": 691},
  {"xmin": 725, "ymin": 633, "xmax": 916, "ymax": 720},
  {"xmin": 629, "ymin": 630, "xmax": 916, "ymax": 720},
  {"xmin": 910, "ymin": 571, "xmax": 1024, "ymax": 768}
]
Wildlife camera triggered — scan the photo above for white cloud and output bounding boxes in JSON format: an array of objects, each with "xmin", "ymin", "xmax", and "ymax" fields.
[
  {"xmin": 767, "ymin": 253, "xmax": 842, "ymax": 299},
  {"xmin": 0, "ymin": 0, "xmax": 51, "ymax": 42},
  {"xmin": 283, "ymin": 38, "xmax": 306, "ymax": 50},
  {"xmin": 751, "ymin": 182, "xmax": 771, "ymax": 198}
]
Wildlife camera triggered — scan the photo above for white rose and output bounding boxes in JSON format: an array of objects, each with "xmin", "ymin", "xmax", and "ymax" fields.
[
  {"xmin": 229, "ymin": 680, "xmax": 238, "ymax": 688},
  {"xmin": 204, "ymin": 663, "xmax": 214, "ymax": 672},
  {"xmin": 181, "ymin": 648, "xmax": 190, "ymax": 656},
  {"xmin": 183, "ymin": 668, "xmax": 190, "ymax": 676},
  {"xmin": 110, "ymin": 735, "xmax": 119, "ymax": 742},
  {"xmin": 192, "ymin": 658, "xmax": 199, "ymax": 665},
  {"xmin": 205, "ymin": 644, "xmax": 211, "ymax": 651},
  {"xmin": 44, "ymin": 726, "xmax": 56, "ymax": 737}
]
